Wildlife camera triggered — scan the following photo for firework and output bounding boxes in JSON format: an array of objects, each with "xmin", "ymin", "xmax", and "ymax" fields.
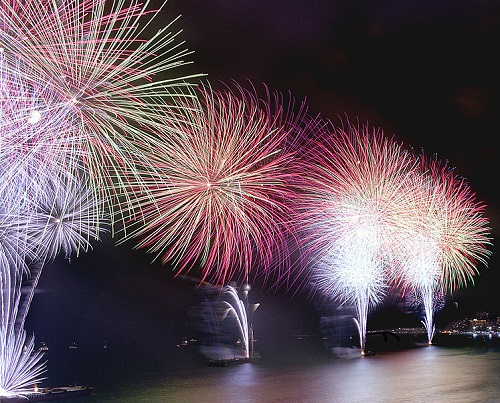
[
  {"xmin": 422, "ymin": 157, "xmax": 492, "ymax": 292},
  {"xmin": 0, "ymin": 319, "xmax": 46, "ymax": 398},
  {"xmin": 296, "ymin": 119, "xmax": 418, "ymax": 353},
  {"xmin": 220, "ymin": 285, "xmax": 250, "ymax": 358},
  {"xmin": 0, "ymin": 0, "xmax": 200, "ymax": 394},
  {"xmin": 0, "ymin": 266, "xmax": 46, "ymax": 398},
  {"xmin": 394, "ymin": 155, "xmax": 493, "ymax": 344},
  {"xmin": 0, "ymin": 197, "xmax": 46, "ymax": 398},
  {"xmin": 403, "ymin": 287, "xmax": 446, "ymax": 343},
  {"xmin": 0, "ymin": 47, "xmax": 78, "ymax": 196},
  {"xmin": 21, "ymin": 171, "xmax": 108, "ymax": 264},
  {"xmin": 0, "ymin": 0, "xmax": 201, "ymax": 226},
  {"xmin": 0, "ymin": 170, "xmax": 106, "ymax": 396},
  {"xmin": 190, "ymin": 283, "xmax": 258, "ymax": 360},
  {"xmin": 120, "ymin": 82, "xmax": 311, "ymax": 285},
  {"xmin": 398, "ymin": 236, "xmax": 442, "ymax": 343},
  {"xmin": 0, "ymin": 187, "xmax": 32, "ymax": 277}
]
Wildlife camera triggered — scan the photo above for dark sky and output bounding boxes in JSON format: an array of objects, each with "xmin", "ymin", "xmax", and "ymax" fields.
[{"xmin": 28, "ymin": 1, "xmax": 500, "ymax": 357}]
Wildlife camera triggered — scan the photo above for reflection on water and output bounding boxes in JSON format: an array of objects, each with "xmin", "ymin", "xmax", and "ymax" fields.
[{"xmin": 60, "ymin": 343, "xmax": 500, "ymax": 403}]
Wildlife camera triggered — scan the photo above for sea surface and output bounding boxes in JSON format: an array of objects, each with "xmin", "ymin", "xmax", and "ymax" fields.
[{"xmin": 36, "ymin": 334, "xmax": 500, "ymax": 403}]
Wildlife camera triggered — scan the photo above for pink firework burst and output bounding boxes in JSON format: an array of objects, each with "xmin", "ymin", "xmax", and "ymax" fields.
[
  {"xmin": 120, "ymin": 82, "xmax": 312, "ymax": 285},
  {"xmin": 424, "ymin": 157, "xmax": 493, "ymax": 292},
  {"xmin": 295, "ymin": 119, "xmax": 418, "ymax": 353},
  {"xmin": 392, "ymin": 154, "xmax": 492, "ymax": 344}
]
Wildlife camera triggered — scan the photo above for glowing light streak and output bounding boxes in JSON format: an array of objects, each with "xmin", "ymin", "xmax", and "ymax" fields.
[{"xmin": 221, "ymin": 285, "xmax": 249, "ymax": 358}]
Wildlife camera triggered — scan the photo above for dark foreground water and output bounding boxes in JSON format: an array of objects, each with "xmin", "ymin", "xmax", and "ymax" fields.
[{"xmin": 39, "ymin": 335, "xmax": 500, "ymax": 403}]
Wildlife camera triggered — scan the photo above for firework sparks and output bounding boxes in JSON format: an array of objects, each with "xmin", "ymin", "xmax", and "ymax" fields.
[
  {"xmin": 0, "ymin": 170, "xmax": 106, "ymax": 397},
  {"xmin": 220, "ymin": 285, "xmax": 250, "ymax": 358},
  {"xmin": 0, "ymin": 47, "xmax": 78, "ymax": 196},
  {"xmin": 0, "ymin": 197, "xmax": 46, "ymax": 398},
  {"xmin": 120, "ymin": 83, "xmax": 310, "ymax": 285},
  {"xmin": 296, "ymin": 119, "xmax": 418, "ymax": 353},
  {"xmin": 395, "ymin": 155, "xmax": 493, "ymax": 344},
  {"xmin": 0, "ymin": 0, "xmax": 200, "ymax": 394},
  {"xmin": 21, "ymin": 171, "xmax": 108, "ymax": 264},
  {"xmin": 0, "ymin": 323, "xmax": 46, "ymax": 398},
  {"xmin": 0, "ymin": 0, "xmax": 201, "ymax": 227},
  {"xmin": 423, "ymin": 157, "xmax": 493, "ymax": 292},
  {"xmin": 190, "ymin": 283, "xmax": 258, "ymax": 360}
]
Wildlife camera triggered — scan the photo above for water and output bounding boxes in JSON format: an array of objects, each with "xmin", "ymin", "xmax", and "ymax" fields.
[{"xmin": 38, "ymin": 336, "xmax": 500, "ymax": 403}]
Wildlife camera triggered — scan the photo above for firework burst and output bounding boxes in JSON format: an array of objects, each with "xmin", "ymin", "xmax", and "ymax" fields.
[
  {"xmin": 422, "ymin": 157, "xmax": 493, "ymax": 292},
  {"xmin": 296, "ymin": 119, "xmax": 418, "ymax": 353},
  {"xmin": 120, "ymin": 83, "xmax": 310, "ymax": 285},
  {"xmin": 0, "ymin": 47, "xmax": 78, "ymax": 196},
  {"xmin": 0, "ymin": 196, "xmax": 46, "ymax": 398},
  {"xmin": 1, "ymin": 0, "xmax": 201, "ymax": 227},
  {"xmin": 22, "ymin": 171, "xmax": 108, "ymax": 264},
  {"xmin": 394, "ymin": 154, "xmax": 493, "ymax": 344},
  {"xmin": 1, "ymin": 0, "xmax": 200, "ymax": 394},
  {"xmin": 0, "ymin": 170, "xmax": 107, "ymax": 396}
]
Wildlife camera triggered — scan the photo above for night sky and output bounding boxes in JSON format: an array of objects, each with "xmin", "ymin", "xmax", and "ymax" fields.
[{"xmin": 27, "ymin": 1, "xmax": 500, "ymax": 359}]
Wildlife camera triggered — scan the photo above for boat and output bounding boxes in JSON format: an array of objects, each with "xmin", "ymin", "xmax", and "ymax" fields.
[
  {"xmin": 0, "ymin": 385, "xmax": 93, "ymax": 402},
  {"xmin": 207, "ymin": 356, "xmax": 257, "ymax": 367},
  {"xmin": 207, "ymin": 350, "xmax": 261, "ymax": 367}
]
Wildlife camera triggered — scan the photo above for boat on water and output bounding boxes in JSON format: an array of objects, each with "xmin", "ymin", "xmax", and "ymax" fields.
[
  {"xmin": 207, "ymin": 350, "xmax": 261, "ymax": 367},
  {"xmin": 0, "ymin": 385, "xmax": 93, "ymax": 402},
  {"xmin": 207, "ymin": 356, "xmax": 258, "ymax": 367}
]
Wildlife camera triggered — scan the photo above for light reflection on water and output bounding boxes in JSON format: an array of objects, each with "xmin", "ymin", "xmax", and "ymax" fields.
[{"xmin": 61, "ymin": 346, "xmax": 500, "ymax": 402}]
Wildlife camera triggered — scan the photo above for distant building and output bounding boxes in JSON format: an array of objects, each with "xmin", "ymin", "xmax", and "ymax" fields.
[
  {"xmin": 444, "ymin": 312, "xmax": 500, "ymax": 335},
  {"xmin": 470, "ymin": 318, "xmax": 487, "ymax": 328}
]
